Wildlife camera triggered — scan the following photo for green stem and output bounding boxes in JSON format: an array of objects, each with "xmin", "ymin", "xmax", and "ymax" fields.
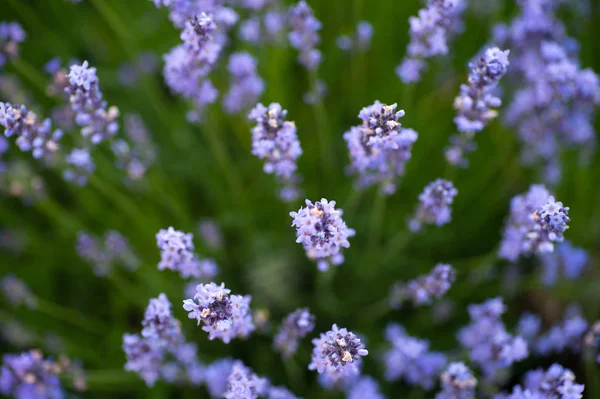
[
  {"xmin": 36, "ymin": 298, "xmax": 108, "ymax": 335},
  {"xmin": 367, "ymin": 193, "xmax": 386, "ymax": 256},
  {"xmin": 282, "ymin": 357, "xmax": 304, "ymax": 392},
  {"xmin": 36, "ymin": 198, "xmax": 83, "ymax": 234},
  {"xmin": 308, "ymin": 71, "xmax": 335, "ymax": 182},
  {"xmin": 10, "ymin": 58, "xmax": 51, "ymax": 95}
]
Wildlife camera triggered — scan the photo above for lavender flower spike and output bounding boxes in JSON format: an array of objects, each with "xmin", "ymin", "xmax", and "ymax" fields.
[
  {"xmin": 288, "ymin": 1, "xmax": 322, "ymax": 70},
  {"xmin": 1, "ymin": 274, "xmax": 37, "ymax": 309},
  {"xmin": 224, "ymin": 360, "xmax": 269, "ymax": 399},
  {"xmin": 436, "ymin": 362, "xmax": 477, "ymax": 399},
  {"xmin": 344, "ymin": 101, "xmax": 418, "ymax": 194},
  {"xmin": 223, "ymin": 53, "xmax": 265, "ymax": 114},
  {"xmin": 156, "ymin": 227, "xmax": 195, "ymax": 271},
  {"xmin": 309, "ymin": 324, "xmax": 368, "ymax": 378},
  {"xmin": 183, "ymin": 282, "xmax": 255, "ymax": 343},
  {"xmin": 66, "ymin": 61, "xmax": 119, "ymax": 144},
  {"xmin": 496, "ymin": 364, "xmax": 584, "ymax": 399},
  {"xmin": 446, "ymin": 47, "xmax": 510, "ymax": 167},
  {"xmin": 397, "ymin": 0, "xmax": 465, "ymax": 83},
  {"xmin": 346, "ymin": 376, "xmax": 385, "ymax": 399},
  {"xmin": 0, "ymin": 350, "xmax": 64, "ymax": 399},
  {"xmin": 0, "ymin": 22, "xmax": 26, "ymax": 68},
  {"xmin": 499, "ymin": 185, "xmax": 570, "ymax": 261},
  {"xmin": 409, "ymin": 179, "xmax": 458, "ymax": 231},
  {"xmin": 290, "ymin": 198, "xmax": 355, "ymax": 271},
  {"xmin": 249, "ymin": 103, "xmax": 303, "ymax": 201},
  {"xmin": 389, "ymin": 263, "xmax": 456, "ymax": 308},
  {"xmin": 0, "ymin": 102, "xmax": 63, "ymax": 159},
  {"xmin": 274, "ymin": 308, "xmax": 316, "ymax": 358}
]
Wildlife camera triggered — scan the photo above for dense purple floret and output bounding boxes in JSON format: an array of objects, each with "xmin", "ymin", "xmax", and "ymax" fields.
[
  {"xmin": 539, "ymin": 240, "xmax": 588, "ymax": 286},
  {"xmin": 445, "ymin": 48, "xmax": 510, "ymax": 166},
  {"xmin": 458, "ymin": 297, "xmax": 528, "ymax": 377},
  {"xmin": 397, "ymin": 0, "xmax": 465, "ymax": 83},
  {"xmin": 223, "ymin": 52, "xmax": 264, "ymax": 114},
  {"xmin": 182, "ymin": 282, "xmax": 254, "ymax": 343},
  {"xmin": 344, "ymin": 101, "xmax": 418, "ymax": 194},
  {"xmin": 389, "ymin": 263, "xmax": 456, "ymax": 308},
  {"xmin": 309, "ymin": 324, "xmax": 368, "ymax": 379},
  {"xmin": 290, "ymin": 199, "xmax": 355, "ymax": 271},
  {"xmin": 345, "ymin": 376, "xmax": 384, "ymax": 399},
  {"xmin": 0, "ymin": 350, "xmax": 64, "ymax": 399},
  {"xmin": 495, "ymin": 364, "xmax": 584, "ymax": 399},
  {"xmin": 249, "ymin": 102, "xmax": 302, "ymax": 201},
  {"xmin": 409, "ymin": 179, "xmax": 458, "ymax": 231},
  {"xmin": 288, "ymin": 1, "xmax": 322, "ymax": 70},
  {"xmin": 273, "ymin": 308, "xmax": 316, "ymax": 358},
  {"xmin": 224, "ymin": 360, "xmax": 269, "ymax": 399},
  {"xmin": 436, "ymin": 362, "xmax": 477, "ymax": 399},
  {"xmin": 383, "ymin": 323, "xmax": 446, "ymax": 389},
  {"xmin": 499, "ymin": 185, "xmax": 570, "ymax": 261},
  {"xmin": 0, "ymin": 22, "xmax": 26, "ymax": 68}
]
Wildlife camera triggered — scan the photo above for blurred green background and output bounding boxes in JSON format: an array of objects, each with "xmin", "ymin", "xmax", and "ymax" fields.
[{"xmin": 1, "ymin": 0, "xmax": 600, "ymax": 397}]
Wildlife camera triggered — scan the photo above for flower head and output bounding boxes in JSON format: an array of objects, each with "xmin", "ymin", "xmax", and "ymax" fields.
[
  {"xmin": 274, "ymin": 308, "xmax": 316, "ymax": 358},
  {"xmin": 409, "ymin": 179, "xmax": 458, "ymax": 231},
  {"xmin": 309, "ymin": 324, "xmax": 368, "ymax": 378}
]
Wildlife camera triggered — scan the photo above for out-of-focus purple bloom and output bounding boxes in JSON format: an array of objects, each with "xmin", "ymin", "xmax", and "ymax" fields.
[
  {"xmin": 0, "ymin": 350, "xmax": 64, "ymax": 399},
  {"xmin": 137, "ymin": 51, "xmax": 160, "ymax": 74},
  {"xmin": 224, "ymin": 360, "xmax": 269, "ymax": 399},
  {"xmin": 535, "ymin": 310, "xmax": 589, "ymax": 356},
  {"xmin": 156, "ymin": 227, "xmax": 195, "ymax": 271},
  {"xmin": 290, "ymin": 199, "xmax": 355, "ymax": 271},
  {"xmin": 249, "ymin": 103, "xmax": 302, "ymax": 201},
  {"xmin": 274, "ymin": 308, "xmax": 315, "ymax": 358},
  {"xmin": 517, "ymin": 312, "xmax": 542, "ymax": 344},
  {"xmin": 337, "ymin": 21, "xmax": 373, "ymax": 52},
  {"xmin": 66, "ymin": 61, "xmax": 119, "ymax": 144},
  {"xmin": 409, "ymin": 179, "xmax": 458, "ymax": 231},
  {"xmin": 446, "ymin": 48, "xmax": 510, "ymax": 166},
  {"xmin": 205, "ymin": 358, "xmax": 234, "ymax": 398},
  {"xmin": 397, "ymin": 0, "xmax": 465, "ymax": 83},
  {"xmin": 223, "ymin": 53, "xmax": 264, "ymax": 114},
  {"xmin": 344, "ymin": 101, "xmax": 418, "ymax": 194},
  {"xmin": 150, "ymin": 0, "xmax": 238, "ymax": 30},
  {"xmin": 197, "ymin": 219, "xmax": 224, "ymax": 249},
  {"xmin": 383, "ymin": 323, "xmax": 446, "ymax": 389},
  {"xmin": 458, "ymin": 297, "xmax": 528, "ymax": 377},
  {"xmin": 436, "ymin": 362, "xmax": 477, "ymax": 399},
  {"xmin": 302, "ymin": 79, "xmax": 327, "ymax": 105},
  {"xmin": 539, "ymin": 240, "xmax": 588, "ymax": 286},
  {"xmin": 499, "ymin": 185, "xmax": 570, "ymax": 261},
  {"xmin": 288, "ymin": 1, "xmax": 322, "ymax": 70},
  {"xmin": 1, "ymin": 320, "xmax": 36, "ymax": 349},
  {"xmin": 0, "ymin": 103, "xmax": 63, "ymax": 159},
  {"xmin": 0, "ymin": 22, "xmax": 26, "ymax": 68},
  {"xmin": 183, "ymin": 282, "xmax": 254, "ymax": 343},
  {"xmin": 267, "ymin": 386, "xmax": 301, "ymax": 399},
  {"xmin": 77, "ymin": 230, "xmax": 140, "ymax": 276},
  {"xmin": 496, "ymin": 364, "xmax": 584, "ymax": 399},
  {"xmin": 118, "ymin": 63, "xmax": 138, "ymax": 87},
  {"xmin": 346, "ymin": 376, "xmax": 384, "ymax": 399},
  {"xmin": 239, "ymin": 17, "xmax": 261, "ymax": 44},
  {"xmin": 309, "ymin": 324, "xmax": 368, "ymax": 381},
  {"xmin": 389, "ymin": 263, "xmax": 455, "ymax": 308},
  {"xmin": 63, "ymin": 147, "xmax": 95, "ymax": 186},
  {"xmin": 112, "ymin": 114, "xmax": 157, "ymax": 182},
  {"xmin": 0, "ymin": 161, "xmax": 46, "ymax": 203},
  {"xmin": 0, "ymin": 275, "xmax": 37, "ymax": 309}
]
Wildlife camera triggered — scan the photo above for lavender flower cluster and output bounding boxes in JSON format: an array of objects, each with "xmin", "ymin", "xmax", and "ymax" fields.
[
  {"xmin": 288, "ymin": 1, "xmax": 322, "ymax": 70},
  {"xmin": 76, "ymin": 230, "xmax": 140, "ymax": 276},
  {"xmin": 290, "ymin": 198, "xmax": 355, "ymax": 271},
  {"xmin": 458, "ymin": 297, "xmax": 528, "ymax": 377},
  {"xmin": 344, "ymin": 101, "xmax": 418, "ymax": 194},
  {"xmin": 0, "ymin": 22, "xmax": 25, "ymax": 68},
  {"xmin": 111, "ymin": 114, "xmax": 156, "ymax": 182},
  {"xmin": 499, "ymin": 185, "xmax": 570, "ymax": 262},
  {"xmin": 445, "ymin": 47, "xmax": 510, "ymax": 166},
  {"xmin": 0, "ymin": 350, "xmax": 64, "ymax": 399},
  {"xmin": 397, "ymin": 0, "xmax": 465, "ymax": 83},
  {"xmin": 409, "ymin": 179, "xmax": 458, "ymax": 231},
  {"xmin": 389, "ymin": 263, "xmax": 456, "ymax": 308},
  {"xmin": 1, "ymin": 274, "xmax": 37, "ymax": 310},
  {"xmin": 383, "ymin": 323, "xmax": 446, "ymax": 389},
  {"xmin": 336, "ymin": 21, "xmax": 373, "ymax": 52},
  {"xmin": 273, "ymin": 308, "xmax": 315, "ymax": 358},
  {"xmin": 436, "ymin": 362, "xmax": 477, "ymax": 399},
  {"xmin": 495, "ymin": 364, "xmax": 584, "ymax": 399}
]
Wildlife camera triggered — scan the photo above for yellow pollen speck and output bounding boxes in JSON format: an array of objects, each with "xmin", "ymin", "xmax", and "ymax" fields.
[{"xmin": 342, "ymin": 351, "xmax": 353, "ymax": 362}]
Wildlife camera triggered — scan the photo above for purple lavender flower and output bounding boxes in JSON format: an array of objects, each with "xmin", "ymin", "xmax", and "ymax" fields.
[
  {"xmin": 156, "ymin": 227, "xmax": 195, "ymax": 271},
  {"xmin": 76, "ymin": 231, "xmax": 111, "ymax": 276},
  {"xmin": 309, "ymin": 324, "xmax": 368, "ymax": 380},
  {"xmin": 0, "ymin": 103, "xmax": 63, "ymax": 159},
  {"xmin": 383, "ymin": 323, "xmax": 447, "ymax": 389},
  {"xmin": 183, "ymin": 282, "xmax": 254, "ymax": 343},
  {"xmin": 458, "ymin": 297, "xmax": 528, "ymax": 377},
  {"xmin": 517, "ymin": 312, "xmax": 542, "ymax": 344},
  {"xmin": 249, "ymin": 103, "xmax": 302, "ymax": 201},
  {"xmin": 446, "ymin": 47, "xmax": 510, "ymax": 166},
  {"xmin": 205, "ymin": 358, "xmax": 234, "ymax": 397},
  {"xmin": 389, "ymin": 263, "xmax": 456, "ymax": 308},
  {"xmin": 290, "ymin": 199, "xmax": 355, "ymax": 271},
  {"xmin": 239, "ymin": 17, "xmax": 261, "ymax": 44},
  {"xmin": 142, "ymin": 293, "xmax": 183, "ymax": 343},
  {"xmin": 66, "ymin": 61, "xmax": 119, "ymax": 144},
  {"xmin": 0, "ymin": 275, "xmax": 37, "ymax": 309},
  {"xmin": 112, "ymin": 114, "xmax": 156, "ymax": 181},
  {"xmin": 344, "ymin": 101, "xmax": 418, "ymax": 194},
  {"xmin": 346, "ymin": 376, "xmax": 384, "ymax": 399},
  {"xmin": 224, "ymin": 360, "xmax": 269, "ymax": 399},
  {"xmin": 436, "ymin": 362, "xmax": 477, "ymax": 399},
  {"xmin": 409, "ymin": 179, "xmax": 458, "ymax": 231},
  {"xmin": 122, "ymin": 333, "xmax": 164, "ymax": 387},
  {"xmin": 0, "ymin": 22, "xmax": 26, "ymax": 68},
  {"xmin": 496, "ymin": 364, "xmax": 584, "ymax": 399},
  {"xmin": 535, "ymin": 310, "xmax": 589, "ymax": 356},
  {"xmin": 539, "ymin": 240, "xmax": 588, "ymax": 286},
  {"xmin": 337, "ymin": 21, "xmax": 373, "ymax": 52},
  {"xmin": 267, "ymin": 386, "xmax": 301, "ymax": 399},
  {"xmin": 288, "ymin": 1, "xmax": 322, "ymax": 70},
  {"xmin": 150, "ymin": 0, "xmax": 238, "ymax": 29},
  {"xmin": 223, "ymin": 53, "xmax": 265, "ymax": 114},
  {"xmin": 397, "ymin": 0, "xmax": 465, "ymax": 83},
  {"xmin": 274, "ymin": 308, "xmax": 316, "ymax": 358},
  {"xmin": 0, "ymin": 161, "xmax": 47, "ymax": 203},
  {"xmin": 197, "ymin": 219, "xmax": 224, "ymax": 249},
  {"xmin": 499, "ymin": 185, "xmax": 570, "ymax": 261},
  {"xmin": 0, "ymin": 350, "xmax": 64, "ymax": 399},
  {"xmin": 63, "ymin": 147, "xmax": 95, "ymax": 186}
]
